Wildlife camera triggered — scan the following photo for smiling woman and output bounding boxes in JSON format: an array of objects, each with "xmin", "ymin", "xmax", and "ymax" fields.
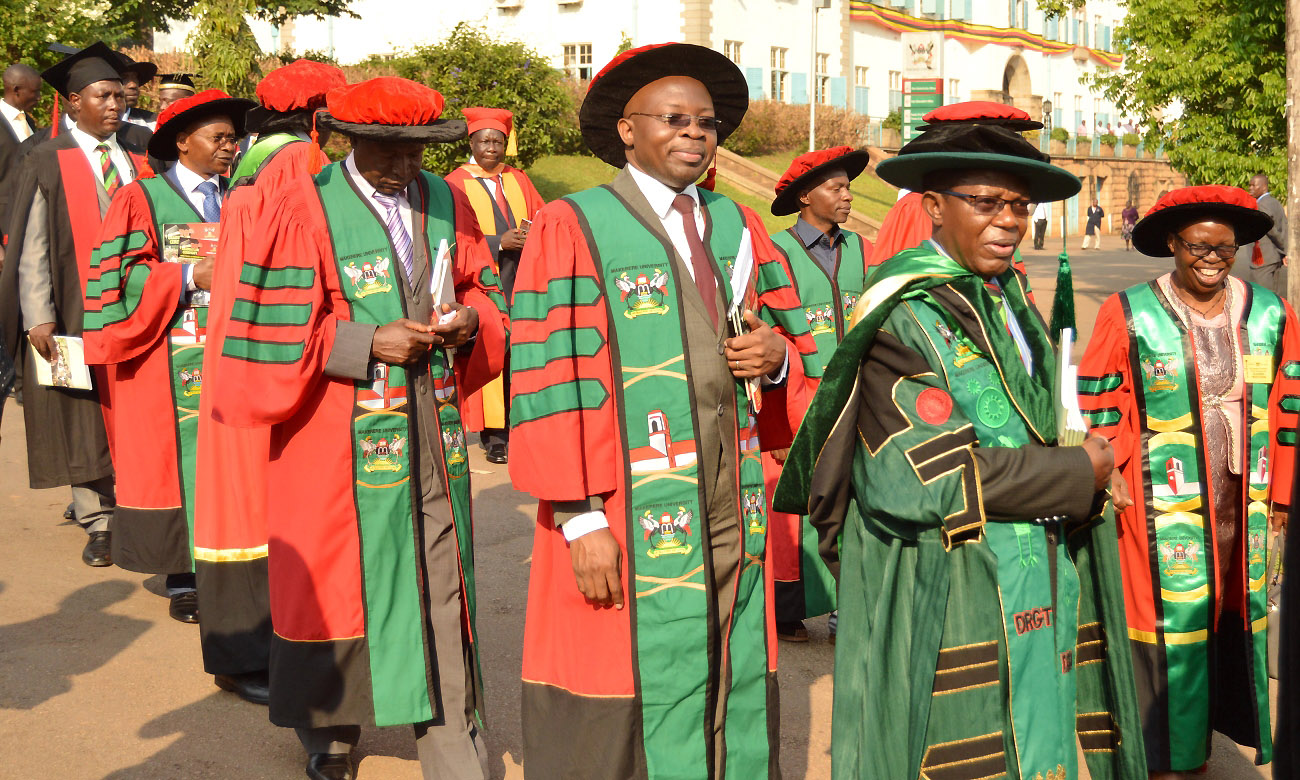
[{"xmin": 1078, "ymin": 184, "xmax": 1300, "ymax": 776}]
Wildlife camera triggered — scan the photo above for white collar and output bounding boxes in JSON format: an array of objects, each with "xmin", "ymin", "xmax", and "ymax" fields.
[
  {"xmin": 344, "ymin": 151, "xmax": 408, "ymax": 204},
  {"xmin": 0, "ymin": 100, "xmax": 23, "ymax": 121},
  {"xmin": 626, "ymin": 162, "xmax": 699, "ymax": 220},
  {"xmin": 68, "ymin": 123, "xmax": 120, "ymax": 155},
  {"xmin": 171, "ymin": 159, "xmax": 221, "ymax": 195}
]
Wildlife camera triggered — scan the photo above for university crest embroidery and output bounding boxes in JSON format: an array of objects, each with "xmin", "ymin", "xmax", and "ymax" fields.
[
  {"xmin": 639, "ymin": 507, "xmax": 694, "ymax": 558},
  {"xmin": 360, "ymin": 434, "xmax": 405, "ymax": 473},
  {"xmin": 615, "ymin": 269, "xmax": 670, "ymax": 318},
  {"xmin": 805, "ymin": 305, "xmax": 835, "ymax": 335},
  {"xmin": 178, "ymin": 368, "xmax": 202, "ymax": 397},
  {"xmin": 1160, "ymin": 538, "xmax": 1201, "ymax": 577},
  {"xmin": 743, "ymin": 489, "xmax": 766, "ymax": 534},
  {"xmin": 842, "ymin": 291, "xmax": 859, "ymax": 319},
  {"xmin": 1141, "ymin": 354, "xmax": 1180, "ymax": 393},
  {"xmin": 1032, "ymin": 766, "xmax": 1068, "ymax": 780},
  {"xmin": 938, "ymin": 320, "xmax": 980, "ymax": 367},
  {"xmin": 1249, "ymin": 529, "xmax": 1267, "ymax": 566},
  {"xmin": 442, "ymin": 428, "xmax": 467, "ymax": 466},
  {"xmin": 344, "ymin": 256, "xmax": 393, "ymax": 298}
]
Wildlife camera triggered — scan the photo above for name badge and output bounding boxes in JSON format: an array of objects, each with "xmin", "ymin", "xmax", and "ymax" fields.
[{"xmin": 1243, "ymin": 354, "xmax": 1273, "ymax": 384}]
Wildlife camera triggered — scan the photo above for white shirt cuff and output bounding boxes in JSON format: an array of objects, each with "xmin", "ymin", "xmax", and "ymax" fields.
[
  {"xmin": 560, "ymin": 510, "xmax": 610, "ymax": 542},
  {"xmin": 760, "ymin": 351, "xmax": 789, "ymax": 387}
]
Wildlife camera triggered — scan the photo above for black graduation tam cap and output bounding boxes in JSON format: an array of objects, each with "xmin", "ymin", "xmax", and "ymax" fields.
[
  {"xmin": 114, "ymin": 53, "xmax": 158, "ymax": 83},
  {"xmin": 41, "ymin": 42, "xmax": 124, "ymax": 99},
  {"xmin": 158, "ymin": 73, "xmax": 198, "ymax": 93}
]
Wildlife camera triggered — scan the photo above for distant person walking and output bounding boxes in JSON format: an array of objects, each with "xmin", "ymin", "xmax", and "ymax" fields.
[
  {"xmin": 1121, "ymin": 202, "xmax": 1138, "ymax": 251},
  {"xmin": 1083, "ymin": 200, "xmax": 1104, "ymax": 249},
  {"xmin": 1032, "ymin": 199, "xmax": 1050, "ymax": 249},
  {"xmin": 1234, "ymin": 173, "xmax": 1288, "ymax": 298}
]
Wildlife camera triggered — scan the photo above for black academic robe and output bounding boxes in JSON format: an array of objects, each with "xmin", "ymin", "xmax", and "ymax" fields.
[
  {"xmin": 0, "ymin": 131, "xmax": 146, "ymax": 488},
  {"xmin": 0, "ymin": 112, "xmax": 38, "ymax": 242}
]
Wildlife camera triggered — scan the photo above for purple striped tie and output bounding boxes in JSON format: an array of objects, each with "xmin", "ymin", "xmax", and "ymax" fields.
[{"xmin": 373, "ymin": 192, "xmax": 414, "ymax": 284}]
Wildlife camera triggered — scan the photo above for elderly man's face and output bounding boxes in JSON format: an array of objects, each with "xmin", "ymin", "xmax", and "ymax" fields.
[
  {"xmin": 618, "ymin": 75, "xmax": 716, "ymax": 190},
  {"xmin": 923, "ymin": 170, "xmax": 1031, "ymax": 280},
  {"xmin": 353, "ymin": 137, "xmax": 426, "ymax": 194},
  {"xmin": 470, "ymin": 128, "xmax": 506, "ymax": 171}
]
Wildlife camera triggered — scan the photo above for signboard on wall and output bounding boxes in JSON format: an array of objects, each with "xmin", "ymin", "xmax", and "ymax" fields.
[{"xmin": 903, "ymin": 79, "xmax": 944, "ymax": 143}]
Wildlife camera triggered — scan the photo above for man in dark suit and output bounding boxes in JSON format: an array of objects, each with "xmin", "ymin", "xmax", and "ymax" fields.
[
  {"xmin": 1237, "ymin": 173, "xmax": 1289, "ymax": 297},
  {"xmin": 1, "ymin": 63, "xmax": 40, "ymax": 256}
]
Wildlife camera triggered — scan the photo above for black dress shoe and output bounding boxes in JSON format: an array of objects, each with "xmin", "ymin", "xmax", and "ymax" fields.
[
  {"xmin": 306, "ymin": 752, "xmax": 354, "ymax": 780},
  {"xmin": 485, "ymin": 442, "xmax": 507, "ymax": 464},
  {"xmin": 215, "ymin": 671, "xmax": 270, "ymax": 705},
  {"xmin": 63, "ymin": 502, "xmax": 75, "ymax": 521},
  {"xmin": 82, "ymin": 531, "xmax": 112, "ymax": 567},
  {"xmin": 169, "ymin": 591, "xmax": 199, "ymax": 624}
]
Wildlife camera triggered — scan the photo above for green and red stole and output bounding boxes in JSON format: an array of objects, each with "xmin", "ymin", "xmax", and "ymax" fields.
[
  {"xmin": 561, "ymin": 184, "xmax": 772, "ymax": 778},
  {"xmin": 312, "ymin": 163, "xmax": 478, "ymax": 727},
  {"xmin": 1106, "ymin": 280, "xmax": 1279, "ymax": 765},
  {"xmin": 230, "ymin": 133, "xmax": 299, "ymax": 186},
  {"xmin": 770, "ymin": 227, "xmax": 867, "ymax": 377}
]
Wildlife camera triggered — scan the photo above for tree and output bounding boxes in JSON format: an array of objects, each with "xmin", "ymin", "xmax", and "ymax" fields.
[
  {"xmin": 188, "ymin": 0, "xmax": 263, "ymax": 98},
  {"xmin": 0, "ymin": 0, "xmax": 138, "ymax": 71},
  {"xmin": 126, "ymin": 0, "xmax": 354, "ymax": 46},
  {"xmin": 1041, "ymin": 0, "xmax": 1286, "ymax": 188},
  {"xmin": 382, "ymin": 23, "xmax": 584, "ymax": 174}
]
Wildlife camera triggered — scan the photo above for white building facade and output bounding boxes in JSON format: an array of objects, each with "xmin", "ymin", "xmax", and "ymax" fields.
[{"xmin": 153, "ymin": 0, "xmax": 1128, "ymax": 136}]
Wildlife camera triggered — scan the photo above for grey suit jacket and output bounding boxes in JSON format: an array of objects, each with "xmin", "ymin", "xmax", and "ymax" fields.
[{"xmin": 1257, "ymin": 192, "xmax": 1288, "ymax": 266}]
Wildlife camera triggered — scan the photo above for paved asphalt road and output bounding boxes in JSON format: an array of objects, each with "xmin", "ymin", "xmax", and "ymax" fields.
[{"xmin": 0, "ymin": 235, "xmax": 1273, "ymax": 778}]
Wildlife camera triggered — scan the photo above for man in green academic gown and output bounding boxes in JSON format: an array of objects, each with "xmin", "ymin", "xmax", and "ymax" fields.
[{"xmin": 774, "ymin": 102, "xmax": 1148, "ymax": 780}]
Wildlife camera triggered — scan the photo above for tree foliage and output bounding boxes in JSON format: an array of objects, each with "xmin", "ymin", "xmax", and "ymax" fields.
[
  {"xmin": 380, "ymin": 24, "xmax": 584, "ymax": 174},
  {"xmin": 0, "ymin": 0, "xmax": 137, "ymax": 70},
  {"xmin": 1083, "ymin": 0, "xmax": 1286, "ymax": 188},
  {"xmin": 129, "ymin": 0, "xmax": 355, "ymax": 44},
  {"xmin": 188, "ymin": 0, "xmax": 263, "ymax": 98}
]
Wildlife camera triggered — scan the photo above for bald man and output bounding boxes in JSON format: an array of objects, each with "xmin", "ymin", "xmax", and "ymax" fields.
[{"xmin": 1, "ymin": 63, "xmax": 40, "ymax": 250}]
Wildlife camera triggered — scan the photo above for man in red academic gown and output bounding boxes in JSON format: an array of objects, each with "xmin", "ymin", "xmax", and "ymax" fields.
[
  {"xmin": 191, "ymin": 57, "xmax": 347, "ymax": 708},
  {"xmin": 212, "ymin": 77, "xmax": 507, "ymax": 780},
  {"xmin": 444, "ymin": 106, "xmax": 545, "ymax": 464},
  {"xmin": 0, "ymin": 42, "xmax": 146, "ymax": 567}
]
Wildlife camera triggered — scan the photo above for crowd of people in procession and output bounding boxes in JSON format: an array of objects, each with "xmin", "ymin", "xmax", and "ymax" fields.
[{"xmin": 1, "ymin": 37, "xmax": 1299, "ymax": 780}]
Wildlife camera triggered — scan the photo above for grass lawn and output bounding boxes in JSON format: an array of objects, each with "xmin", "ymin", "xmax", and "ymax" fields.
[
  {"xmin": 748, "ymin": 150, "xmax": 899, "ymax": 223},
  {"xmin": 527, "ymin": 154, "xmax": 798, "ymax": 234}
]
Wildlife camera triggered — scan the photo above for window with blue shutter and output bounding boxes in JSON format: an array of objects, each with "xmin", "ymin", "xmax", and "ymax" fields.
[
  {"xmin": 745, "ymin": 67, "xmax": 765, "ymax": 100},
  {"xmin": 791, "ymin": 73, "xmax": 808, "ymax": 104},
  {"xmin": 854, "ymin": 86, "xmax": 870, "ymax": 114},
  {"xmin": 830, "ymin": 77, "xmax": 847, "ymax": 107}
]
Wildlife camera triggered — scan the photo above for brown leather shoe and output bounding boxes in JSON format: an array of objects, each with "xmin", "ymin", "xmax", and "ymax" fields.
[
  {"xmin": 306, "ymin": 752, "xmax": 354, "ymax": 780},
  {"xmin": 169, "ymin": 591, "xmax": 199, "ymax": 624},
  {"xmin": 82, "ymin": 531, "xmax": 111, "ymax": 567}
]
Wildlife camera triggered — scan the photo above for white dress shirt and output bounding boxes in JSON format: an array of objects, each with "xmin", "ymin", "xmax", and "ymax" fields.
[
  {"xmin": 1, "ymin": 99, "xmax": 31, "ymax": 141},
  {"xmin": 625, "ymin": 162, "xmax": 706, "ymax": 281},
  {"xmin": 344, "ymin": 152, "xmax": 414, "ymax": 246},
  {"xmin": 67, "ymin": 124, "xmax": 134, "ymax": 191},
  {"xmin": 168, "ymin": 160, "xmax": 224, "ymax": 218}
]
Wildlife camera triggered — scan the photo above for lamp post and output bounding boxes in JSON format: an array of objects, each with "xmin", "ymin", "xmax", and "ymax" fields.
[{"xmin": 808, "ymin": 0, "xmax": 820, "ymax": 152}]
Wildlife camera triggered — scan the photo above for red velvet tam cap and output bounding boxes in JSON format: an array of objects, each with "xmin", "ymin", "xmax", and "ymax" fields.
[
  {"xmin": 256, "ymin": 59, "xmax": 346, "ymax": 113},
  {"xmin": 917, "ymin": 100, "xmax": 1042, "ymax": 132},
  {"xmin": 771, "ymin": 145, "xmax": 871, "ymax": 216},
  {"xmin": 579, "ymin": 42, "xmax": 749, "ymax": 168},
  {"xmin": 463, "ymin": 106, "xmax": 513, "ymax": 138},
  {"xmin": 318, "ymin": 77, "xmax": 467, "ymax": 143},
  {"xmin": 149, "ymin": 89, "xmax": 256, "ymax": 161},
  {"xmin": 1131, "ymin": 184, "xmax": 1273, "ymax": 257}
]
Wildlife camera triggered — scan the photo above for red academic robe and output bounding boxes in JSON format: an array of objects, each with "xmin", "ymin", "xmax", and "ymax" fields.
[
  {"xmin": 509, "ymin": 190, "xmax": 814, "ymax": 776},
  {"xmin": 871, "ymin": 191, "xmax": 930, "ymax": 267},
  {"xmin": 444, "ymin": 163, "xmax": 546, "ymax": 432},
  {"xmin": 191, "ymin": 139, "xmax": 316, "ymax": 674},
  {"xmin": 211, "ymin": 169, "xmax": 507, "ymax": 728}
]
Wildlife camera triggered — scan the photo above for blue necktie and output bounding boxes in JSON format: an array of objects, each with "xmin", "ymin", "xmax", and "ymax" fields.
[
  {"xmin": 374, "ymin": 192, "xmax": 415, "ymax": 284},
  {"xmin": 197, "ymin": 180, "xmax": 220, "ymax": 223}
]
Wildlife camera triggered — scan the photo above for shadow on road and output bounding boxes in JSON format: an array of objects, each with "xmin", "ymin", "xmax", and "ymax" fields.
[{"xmin": 0, "ymin": 579, "xmax": 150, "ymax": 710}]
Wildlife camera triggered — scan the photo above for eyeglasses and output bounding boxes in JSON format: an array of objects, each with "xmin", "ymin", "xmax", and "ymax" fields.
[
  {"xmin": 625, "ymin": 112, "xmax": 723, "ymax": 131},
  {"xmin": 937, "ymin": 190, "xmax": 1034, "ymax": 218},
  {"xmin": 1174, "ymin": 234, "xmax": 1238, "ymax": 259},
  {"xmin": 192, "ymin": 133, "xmax": 240, "ymax": 148}
]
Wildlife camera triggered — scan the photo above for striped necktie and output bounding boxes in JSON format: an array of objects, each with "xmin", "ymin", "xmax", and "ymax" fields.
[
  {"xmin": 373, "ymin": 192, "xmax": 415, "ymax": 284},
  {"xmin": 492, "ymin": 175, "xmax": 515, "ymax": 228},
  {"xmin": 96, "ymin": 143, "xmax": 121, "ymax": 196}
]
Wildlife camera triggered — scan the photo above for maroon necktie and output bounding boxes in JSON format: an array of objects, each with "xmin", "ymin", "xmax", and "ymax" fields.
[
  {"xmin": 492, "ymin": 175, "xmax": 515, "ymax": 229},
  {"xmin": 671, "ymin": 194, "xmax": 718, "ymax": 328}
]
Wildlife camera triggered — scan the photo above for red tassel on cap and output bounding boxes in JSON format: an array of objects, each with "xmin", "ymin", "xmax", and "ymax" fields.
[
  {"xmin": 308, "ymin": 109, "xmax": 325, "ymax": 175},
  {"xmin": 50, "ymin": 94, "xmax": 60, "ymax": 138},
  {"xmin": 699, "ymin": 165, "xmax": 716, "ymax": 192}
]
